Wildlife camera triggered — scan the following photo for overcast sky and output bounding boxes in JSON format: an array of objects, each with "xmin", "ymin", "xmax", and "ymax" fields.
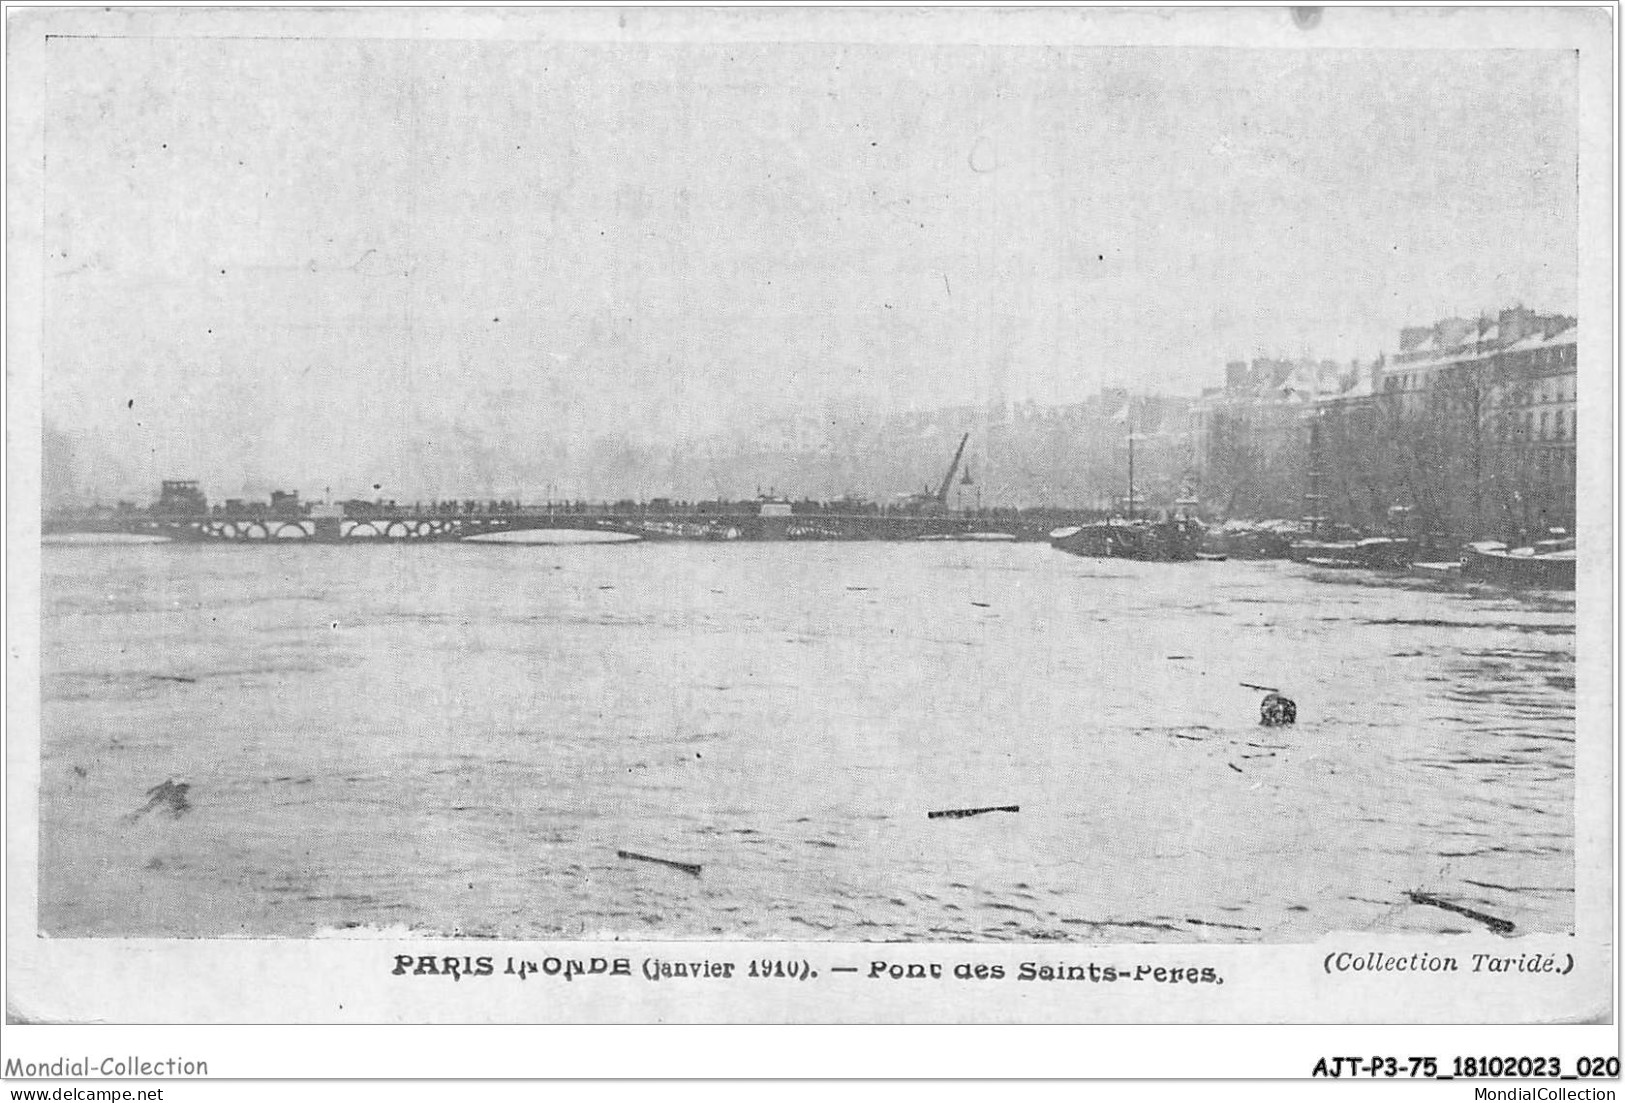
[{"xmin": 43, "ymin": 36, "xmax": 1577, "ymax": 498}]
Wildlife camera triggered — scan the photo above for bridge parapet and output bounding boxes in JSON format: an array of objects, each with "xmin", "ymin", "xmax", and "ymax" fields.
[{"xmin": 51, "ymin": 502, "xmax": 1110, "ymax": 544}]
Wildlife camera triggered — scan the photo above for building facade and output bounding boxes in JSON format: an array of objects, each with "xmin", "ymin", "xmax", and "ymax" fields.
[
  {"xmin": 1314, "ymin": 308, "xmax": 1576, "ymax": 540},
  {"xmin": 1187, "ymin": 356, "xmax": 1346, "ymax": 520}
]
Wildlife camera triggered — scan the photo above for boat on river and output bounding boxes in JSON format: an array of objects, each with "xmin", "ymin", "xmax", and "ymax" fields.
[
  {"xmin": 1052, "ymin": 518, "xmax": 1202, "ymax": 562},
  {"xmin": 1049, "ymin": 404, "xmax": 1202, "ymax": 562},
  {"xmin": 1462, "ymin": 538, "xmax": 1576, "ymax": 589},
  {"xmin": 1200, "ymin": 521, "xmax": 1297, "ymax": 560},
  {"xmin": 1288, "ymin": 536, "xmax": 1414, "ymax": 570}
]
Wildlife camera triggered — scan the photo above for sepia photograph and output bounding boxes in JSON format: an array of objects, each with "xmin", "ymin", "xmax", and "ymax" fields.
[{"xmin": 4, "ymin": 4, "xmax": 1612, "ymax": 1043}]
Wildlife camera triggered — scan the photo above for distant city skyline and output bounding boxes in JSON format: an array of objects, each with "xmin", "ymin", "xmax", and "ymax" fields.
[{"xmin": 42, "ymin": 29, "xmax": 1577, "ymax": 501}]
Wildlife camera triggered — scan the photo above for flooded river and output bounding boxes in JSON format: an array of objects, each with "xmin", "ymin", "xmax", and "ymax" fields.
[{"xmin": 37, "ymin": 539, "xmax": 1575, "ymax": 941}]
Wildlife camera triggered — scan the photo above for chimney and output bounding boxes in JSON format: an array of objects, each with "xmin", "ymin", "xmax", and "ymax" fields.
[
  {"xmin": 1541, "ymin": 314, "xmax": 1576, "ymax": 339},
  {"xmin": 1498, "ymin": 306, "xmax": 1536, "ymax": 344},
  {"xmin": 1399, "ymin": 326, "xmax": 1432, "ymax": 352},
  {"xmin": 1434, "ymin": 317, "xmax": 1475, "ymax": 349}
]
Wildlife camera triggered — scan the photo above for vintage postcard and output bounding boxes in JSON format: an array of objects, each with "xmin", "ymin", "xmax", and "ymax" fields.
[{"xmin": 3, "ymin": 3, "xmax": 1614, "ymax": 1067}]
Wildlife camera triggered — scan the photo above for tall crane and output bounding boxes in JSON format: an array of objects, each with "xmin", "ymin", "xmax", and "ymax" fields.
[
  {"xmin": 895, "ymin": 432, "xmax": 973, "ymax": 514},
  {"xmin": 934, "ymin": 433, "xmax": 971, "ymax": 504}
]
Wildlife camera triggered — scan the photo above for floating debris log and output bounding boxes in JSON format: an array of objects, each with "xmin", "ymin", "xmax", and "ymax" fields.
[
  {"xmin": 1239, "ymin": 681, "xmax": 1279, "ymax": 693},
  {"xmin": 1406, "ymin": 890, "xmax": 1515, "ymax": 935},
  {"xmin": 617, "ymin": 849, "xmax": 701, "ymax": 877},
  {"xmin": 927, "ymin": 804, "xmax": 1019, "ymax": 820},
  {"xmin": 1260, "ymin": 693, "xmax": 1297, "ymax": 726},
  {"xmin": 130, "ymin": 778, "xmax": 191, "ymax": 820},
  {"xmin": 150, "ymin": 674, "xmax": 197, "ymax": 684},
  {"xmin": 1187, "ymin": 917, "xmax": 1262, "ymax": 932}
]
